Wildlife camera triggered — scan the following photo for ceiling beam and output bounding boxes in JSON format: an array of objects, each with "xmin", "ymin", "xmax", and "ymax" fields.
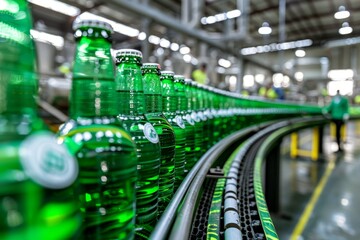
[{"xmin": 108, "ymin": 0, "xmax": 290, "ymax": 75}]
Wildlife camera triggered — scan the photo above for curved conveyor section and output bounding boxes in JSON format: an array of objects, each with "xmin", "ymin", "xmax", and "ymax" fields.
[
  {"xmin": 150, "ymin": 121, "xmax": 276, "ymax": 240},
  {"xmin": 224, "ymin": 116, "xmax": 328, "ymax": 239}
]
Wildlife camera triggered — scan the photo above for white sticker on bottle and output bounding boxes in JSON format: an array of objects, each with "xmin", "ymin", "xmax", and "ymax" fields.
[
  {"xmin": 186, "ymin": 114, "xmax": 195, "ymax": 126},
  {"xmin": 143, "ymin": 123, "xmax": 159, "ymax": 144},
  {"xmin": 175, "ymin": 116, "xmax": 185, "ymax": 129},
  {"xmin": 19, "ymin": 132, "xmax": 78, "ymax": 189},
  {"xmin": 198, "ymin": 112, "xmax": 206, "ymax": 121},
  {"xmin": 191, "ymin": 112, "xmax": 200, "ymax": 122}
]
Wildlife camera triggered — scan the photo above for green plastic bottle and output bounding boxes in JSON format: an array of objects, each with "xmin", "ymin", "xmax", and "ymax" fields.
[
  {"xmin": 58, "ymin": 20, "xmax": 138, "ymax": 240},
  {"xmin": 141, "ymin": 63, "xmax": 177, "ymax": 215},
  {"xmin": 211, "ymin": 88, "xmax": 222, "ymax": 142},
  {"xmin": 184, "ymin": 79, "xmax": 203, "ymax": 167},
  {"xmin": 159, "ymin": 72, "xmax": 186, "ymax": 191},
  {"xmin": 201, "ymin": 85, "xmax": 215, "ymax": 149},
  {"xmin": 173, "ymin": 75, "xmax": 196, "ymax": 177},
  {"xmin": 0, "ymin": 0, "xmax": 81, "ymax": 239},
  {"xmin": 192, "ymin": 82, "xmax": 210, "ymax": 154},
  {"xmin": 114, "ymin": 50, "xmax": 162, "ymax": 238}
]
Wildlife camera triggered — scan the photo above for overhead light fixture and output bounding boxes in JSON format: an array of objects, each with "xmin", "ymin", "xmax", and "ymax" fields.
[
  {"xmin": 295, "ymin": 72, "xmax": 304, "ymax": 82},
  {"xmin": 28, "ymin": 0, "xmax": 80, "ymax": 17},
  {"xmin": 148, "ymin": 35, "xmax": 160, "ymax": 45},
  {"xmin": 295, "ymin": 49, "xmax": 306, "ymax": 57},
  {"xmin": 241, "ymin": 39, "xmax": 313, "ymax": 55},
  {"xmin": 328, "ymin": 69, "xmax": 353, "ymax": 80},
  {"xmin": 179, "ymin": 46, "xmax": 190, "ymax": 54},
  {"xmin": 218, "ymin": 58, "xmax": 231, "ymax": 68},
  {"xmin": 159, "ymin": 38, "xmax": 171, "ymax": 48},
  {"xmin": 255, "ymin": 74, "xmax": 265, "ymax": 84},
  {"xmin": 226, "ymin": 9, "xmax": 241, "ymax": 19},
  {"xmin": 339, "ymin": 22, "xmax": 353, "ymax": 35},
  {"xmin": 258, "ymin": 22, "xmax": 272, "ymax": 35},
  {"xmin": 170, "ymin": 43, "xmax": 179, "ymax": 51},
  {"xmin": 137, "ymin": 32, "xmax": 147, "ymax": 41},
  {"xmin": 334, "ymin": 6, "xmax": 350, "ymax": 20},
  {"xmin": 183, "ymin": 54, "xmax": 192, "ymax": 63},
  {"xmin": 201, "ymin": 9, "xmax": 241, "ymax": 25}
]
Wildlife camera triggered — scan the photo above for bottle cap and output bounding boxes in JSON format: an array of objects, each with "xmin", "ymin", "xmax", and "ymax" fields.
[
  {"xmin": 160, "ymin": 71, "xmax": 174, "ymax": 76},
  {"xmin": 142, "ymin": 63, "xmax": 161, "ymax": 70},
  {"xmin": 174, "ymin": 75, "xmax": 185, "ymax": 83},
  {"xmin": 73, "ymin": 19, "xmax": 113, "ymax": 33},
  {"xmin": 116, "ymin": 49, "xmax": 143, "ymax": 58},
  {"xmin": 184, "ymin": 78, "xmax": 193, "ymax": 85}
]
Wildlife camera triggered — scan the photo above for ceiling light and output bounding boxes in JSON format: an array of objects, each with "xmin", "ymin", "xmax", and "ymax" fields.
[
  {"xmin": 339, "ymin": 22, "xmax": 353, "ymax": 35},
  {"xmin": 328, "ymin": 69, "xmax": 353, "ymax": 80},
  {"xmin": 183, "ymin": 54, "xmax": 192, "ymax": 63},
  {"xmin": 295, "ymin": 49, "xmax": 306, "ymax": 57},
  {"xmin": 334, "ymin": 6, "xmax": 350, "ymax": 20},
  {"xmin": 179, "ymin": 46, "xmax": 190, "ymax": 54},
  {"xmin": 218, "ymin": 58, "xmax": 231, "ymax": 68},
  {"xmin": 226, "ymin": 9, "xmax": 241, "ymax": 19},
  {"xmin": 201, "ymin": 9, "xmax": 241, "ymax": 25},
  {"xmin": 148, "ymin": 35, "xmax": 160, "ymax": 45},
  {"xmin": 258, "ymin": 22, "xmax": 272, "ymax": 35},
  {"xmin": 206, "ymin": 16, "xmax": 217, "ymax": 24},
  {"xmin": 28, "ymin": 0, "xmax": 80, "ymax": 16},
  {"xmin": 137, "ymin": 32, "xmax": 147, "ymax": 41},
  {"xmin": 240, "ymin": 39, "xmax": 313, "ymax": 55},
  {"xmin": 200, "ymin": 17, "xmax": 207, "ymax": 25},
  {"xmin": 191, "ymin": 57, "xmax": 199, "ymax": 65},
  {"xmin": 295, "ymin": 72, "xmax": 304, "ymax": 81},
  {"xmin": 255, "ymin": 74, "xmax": 265, "ymax": 84},
  {"xmin": 170, "ymin": 43, "xmax": 179, "ymax": 51},
  {"xmin": 160, "ymin": 38, "xmax": 171, "ymax": 48},
  {"xmin": 243, "ymin": 75, "xmax": 254, "ymax": 88},
  {"xmin": 215, "ymin": 13, "xmax": 227, "ymax": 21}
]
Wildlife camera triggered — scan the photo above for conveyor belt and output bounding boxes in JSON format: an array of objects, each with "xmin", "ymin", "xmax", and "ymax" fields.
[{"xmin": 150, "ymin": 117, "xmax": 328, "ymax": 240}]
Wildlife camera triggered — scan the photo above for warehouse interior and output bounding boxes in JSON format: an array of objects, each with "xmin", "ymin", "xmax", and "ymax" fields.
[
  {"xmin": 3, "ymin": 0, "xmax": 360, "ymax": 240},
  {"xmin": 30, "ymin": 0, "xmax": 360, "ymax": 110}
]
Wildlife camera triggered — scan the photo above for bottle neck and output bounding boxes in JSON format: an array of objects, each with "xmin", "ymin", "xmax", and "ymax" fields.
[
  {"xmin": 191, "ymin": 86, "xmax": 200, "ymax": 111},
  {"xmin": 196, "ymin": 87, "xmax": 205, "ymax": 110},
  {"xmin": 162, "ymin": 79, "xmax": 177, "ymax": 113},
  {"xmin": 143, "ymin": 72, "xmax": 163, "ymax": 113},
  {"xmin": 174, "ymin": 82, "xmax": 187, "ymax": 112},
  {"xmin": 70, "ymin": 35, "xmax": 116, "ymax": 118},
  {"xmin": 184, "ymin": 84, "xmax": 193, "ymax": 111},
  {"xmin": 116, "ymin": 62, "xmax": 146, "ymax": 116}
]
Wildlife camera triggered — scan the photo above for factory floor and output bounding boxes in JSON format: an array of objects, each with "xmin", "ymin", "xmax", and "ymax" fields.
[{"xmin": 272, "ymin": 121, "xmax": 360, "ymax": 240}]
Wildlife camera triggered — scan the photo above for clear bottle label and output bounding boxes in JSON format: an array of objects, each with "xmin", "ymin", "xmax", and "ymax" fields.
[
  {"xmin": 19, "ymin": 132, "xmax": 78, "ymax": 189},
  {"xmin": 186, "ymin": 114, "xmax": 195, "ymax": 126},
  {"xmin": 175, "ymin": 116, "xmax": 185, "ymax": 129},
  {"xmin": 143, "ymin": 123, "xmax": 159, "ymax": 144}
]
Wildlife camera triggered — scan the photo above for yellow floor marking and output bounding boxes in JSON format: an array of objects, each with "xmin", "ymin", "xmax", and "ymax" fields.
[{"xmin": 290, "ymin": 160, "xmax": 335, "ymax": 240}]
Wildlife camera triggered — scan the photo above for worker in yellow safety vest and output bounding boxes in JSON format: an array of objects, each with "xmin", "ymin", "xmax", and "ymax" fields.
[
  {"xmin": 258, "ymin": 83, "xmax": 278, "ymax": 99},
  {"xmin": 192, "ymin": 63, "xmax": 208, "ymax": 85}
]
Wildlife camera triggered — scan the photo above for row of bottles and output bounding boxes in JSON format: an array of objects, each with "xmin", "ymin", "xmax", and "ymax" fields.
[{"xmin": 1, "ymin": 1, "xmax": 321, "ymax": 239}]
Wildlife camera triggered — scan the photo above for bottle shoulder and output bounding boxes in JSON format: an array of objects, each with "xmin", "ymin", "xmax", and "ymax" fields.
[{"xmin": 58, "ymin": 116, "xmax": 135, "ymax": 146}]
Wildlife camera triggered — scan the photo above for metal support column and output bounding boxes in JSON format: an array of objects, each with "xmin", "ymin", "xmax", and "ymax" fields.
[
  {"xmin": 141, "ymin": 18, "xmax": 151, "ymax": 62},
  {"xmin": 236, "ymin": 57, "xmax": 244, "ymax": 93},
  {"xmin": 265, "ymin": 139, "xmax": 282, "ymax": 213},
  {"xmin": 278, "ymin": 0, "xmax": 286, "ymax": 71}
]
